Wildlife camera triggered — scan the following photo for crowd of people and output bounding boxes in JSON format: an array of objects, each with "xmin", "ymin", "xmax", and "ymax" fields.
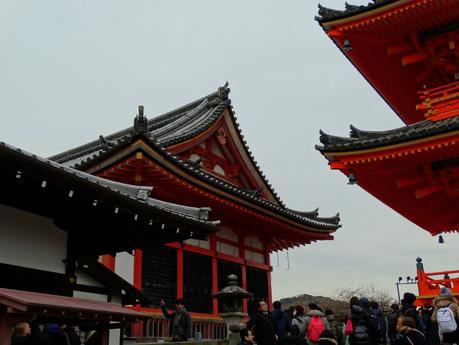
[
  {"xmin": 10, "ymin": 323, "xmax": 84, "ymax": 345},
  {"xmin": 10, "ymin": 287, "xmax": 459, "ymax": 345},
  {"xmin": 240, "ymin": 288, "xmax": 459, "ymax": 345}
]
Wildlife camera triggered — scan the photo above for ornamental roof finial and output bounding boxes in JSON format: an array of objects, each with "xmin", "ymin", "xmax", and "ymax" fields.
[
  {"xmin": 133, "ymin": 105, "xmax": 148, "ymax": 134},
  {"xmin": 217, "ymin": 81, "xmax": 230, "ymax": 100}
]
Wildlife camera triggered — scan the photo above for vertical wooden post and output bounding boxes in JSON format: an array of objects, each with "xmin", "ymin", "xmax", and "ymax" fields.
[
  {"xmin": 241, "ymin": 265, "xmax": 248, "ymax": 313},
  {"xmin": 0, "ymin": 308, "xmax": 12, "ymax": 345},
  {"xmin": 177, "ymin": 248, "xmax": 184, "ymax": 299},
  {"xmin": 266, "ymin": 254, "xmax": 272, "ymax": 306},
  {"xmin": 212, "ymin": 257, "xmax": 218, "ymax": 315},
  {"xmin": 210, "ymin": 233, "xmax": 218, "ymax": 315},
  {"xmin": 100, "ymin": 326, "xmax": 110, "ymax": 345},
  {"xmin": 240, "ymin": 235, "xmax": 248, "ymax": 313}
]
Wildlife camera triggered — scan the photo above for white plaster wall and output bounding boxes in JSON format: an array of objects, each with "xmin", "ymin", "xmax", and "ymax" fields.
[
  {"xmin": 75, "ymin": 269, "xmax": 105, "ymax": 287},
  {"xmin": 114, "ymin": 251, "xmax": 134, "ymax": 285},
  {"xmin": 0, "ymin": 204, "xmax": 67, "ymax": 274},
  {"xmin": 109, "ymin": 329, "xmax": 121, "ymax": 345}
]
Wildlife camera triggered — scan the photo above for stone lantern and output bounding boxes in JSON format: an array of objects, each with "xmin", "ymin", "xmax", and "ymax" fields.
[{"xmin": 213, "ymin": 274, "xmax": 252, "ymax": 345}]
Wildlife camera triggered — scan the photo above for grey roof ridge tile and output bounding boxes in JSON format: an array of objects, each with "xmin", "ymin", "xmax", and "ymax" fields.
[
  {"xmin": 48, "ymin": 89, "xmax": 222, "ymax": 163},
  {"xmin": 315, "ymin": 0, "xmax": 398, "ymax": 23}
]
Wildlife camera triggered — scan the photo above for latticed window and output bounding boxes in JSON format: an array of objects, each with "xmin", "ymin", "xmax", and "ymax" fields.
[
  {"xmin": 247, "ymin": 267, "xmax": 268, "ymax": 316},
  {"xmin": 142, "ymin": 246, "xmax": 177, "ymax": 306},
  {"xmin": 183, "ymin": 252, "xmax": 213, "ymax": 313}
]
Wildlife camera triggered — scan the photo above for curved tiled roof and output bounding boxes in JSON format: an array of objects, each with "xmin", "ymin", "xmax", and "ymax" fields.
[
  {"xmin": 316, "ymin": 116, "xmax": 459, "ymax": 153},
  {"xmin": 0, "ymin": 141, "xmax": 218, "ymax": 227},
  {"xmin": 48, "ymin": 84, "xmax": 340, "ymax": 231},
  {"xmin": 315, "ymin": 0, "xmax": 397, "ymax": 23},
  {"xmin": 50, "ymin": 83, "xmax": 286, "ymax": 207},
  {"xmin": 57, "ymin": 131, "xmax": 340, "ymax": 231}
]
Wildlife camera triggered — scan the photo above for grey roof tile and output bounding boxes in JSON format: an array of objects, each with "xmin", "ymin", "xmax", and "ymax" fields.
[
  {"xmin": 0, "ymin": 141, "xmax": 218, "ymax": 227},
  {"xmin": 315, "ymin": 0, "xmax": 397, "ymax": 22},
  {"xmin": 47, "ymin": 84, "xmax": 340, "ymax": 232},
  {"xmin": 317, "ymin": 116, "xmax": 459, "ymax": 153}
]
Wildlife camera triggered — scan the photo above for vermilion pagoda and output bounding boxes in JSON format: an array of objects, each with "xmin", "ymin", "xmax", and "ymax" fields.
[
  {"xmin": 51, "ymin": 83, "xmax": 341, "ymax": 318},
  {"xmin": 316, "ymin": 0, "xmax": 459, "ymax": 235}
]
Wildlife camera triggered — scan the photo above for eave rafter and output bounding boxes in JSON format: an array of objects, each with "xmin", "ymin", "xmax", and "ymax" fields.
[
  {"xmin": 325, "ymin": 132, "xmax": 459, "ymax": 170},
  {"xmin": 98, "ymin": 150, "xmax": 334, "ymax": 251}
]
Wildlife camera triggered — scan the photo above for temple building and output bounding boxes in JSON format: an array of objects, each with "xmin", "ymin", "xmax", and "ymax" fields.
[
  {"xmin": 49, "ymin": 83, "xmax": 341, "ymax": 319},
  {"xmin": 315, "ymin": 0, "xmax": 459, "ymax": 235},
  {"xmin": 0, "ymin": 140, "xmax": 218, "ymax": 344}
]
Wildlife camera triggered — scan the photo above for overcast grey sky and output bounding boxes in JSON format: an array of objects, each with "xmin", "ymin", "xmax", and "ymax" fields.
[{"xmin": 1, "ymin": 0, "xmax": 458, "ymax": 302}]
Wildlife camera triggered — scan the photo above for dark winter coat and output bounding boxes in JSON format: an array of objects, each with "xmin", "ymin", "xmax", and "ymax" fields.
[
  {"xmin": 370, "ymin": 307, "xmax": 387, "ymax": 344},
  {"xmin": 161, "ymin": 305, "xmax": 192, "ymax": 341},
  {"xmin": 247, "ymin": 311, "xmax": 277, "ymax": 345},
  {"xmin": 272, "ymin": 308, "xmax": 291, "ymax": 342},
  {"xmin": 421, "ymin": 311, "xmax": 440, "ymax": 345},
  {"xmin": 349, "ymin": 305, "xmax": 378, "ymax": 345},
  {"xmin": 387, "ymin": 310, "xmax": 401, "ymax": 345},
  {"xmin": 401, "ymin": 303, "xmax": 424, "ymax": 333},
  {"xmin": 326, "ymin": 315, "xmax": 342, "ymax": 342}
]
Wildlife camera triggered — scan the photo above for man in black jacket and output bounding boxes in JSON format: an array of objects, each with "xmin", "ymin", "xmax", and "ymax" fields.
[
  {"xmin": 160, "ymin": 298, "xmax": 192, "ymax": 341},
  {"xmin": 247, "ymin": 299, "xmax": 277, "ymax": 345}
]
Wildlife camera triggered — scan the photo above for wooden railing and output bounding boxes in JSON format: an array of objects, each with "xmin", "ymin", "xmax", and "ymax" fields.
[{"xmin": 126, "ymin": 316, "xmax": 227, "ymax": 340}]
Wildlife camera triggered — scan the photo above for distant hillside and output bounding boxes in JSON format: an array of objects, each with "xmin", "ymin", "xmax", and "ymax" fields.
[{"xmin": 279, "ymin": 294, "xmax": 348, "ymax": 316}]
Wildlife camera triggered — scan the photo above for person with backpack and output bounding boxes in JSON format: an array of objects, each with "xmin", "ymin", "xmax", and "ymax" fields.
[
  {"xmin": 369, "ymin": 301, "xmax": 386, "ymax": 345},
  {"xmin": 325, "ymin": 309, "xmax": 341, "ymax": 343},
  {"xmin": 400, "ymin": 293, "xmax": 426, "ymax": 334},
  {"xmin": 272, "ymin": 301, "xmax": 291, "ymax": 344},
  {"xmin": 432, "ymin": 287, "xmax": 459, "ymax": 345},
  {"xmin": 394, "ymin": 317, "xmax": 426, "ymax": 345},
  {"xmin": 292, "ymin": 305, "xmax": 308, "ymax": 337},
  {"xmin": 319, "ymin": 329, "xmax": 339, "ymax": 345},
  {"xmin": 281, "ymin": 325, "xmax": 309, "ymax": 345},
  {"xmin": 348, "ymin": 297, "xmax": 378, "ymax": 345},
  {"xmin": 420, "ymin": 304, "xmax": 440, "ymax": 345},
  {"xmin": 305, "ymin": 303, "xmax": 330, "ymax": 345},
  {"xmin": 359, "ymin": 298, "xmax": 381, "ymax": 345},
  {"xmin": 387, "ymin": 304, "xmax": 402, "ymax": 345}
]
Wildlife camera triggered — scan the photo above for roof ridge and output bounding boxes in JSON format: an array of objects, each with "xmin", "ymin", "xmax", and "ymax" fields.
[
  {"xmin": 315, "ymin": 0, "xmax": 398, "ymax": 23},
  {"xmin": 48, "ymin": 88, "xmax": 222, "ymax": 163},
  {"xmin": 317, "ymin": 116, "xmax": 459, "ymax": 153}
]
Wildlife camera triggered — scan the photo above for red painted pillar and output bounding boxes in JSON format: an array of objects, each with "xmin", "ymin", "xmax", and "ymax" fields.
[
  {"xmin": 211, "ymin": 234, "xmax": 218, "ymax": 315},
  {"xmin": 133, "ymin": 249, "xmax": 143, "ymax": 337},
  {"xmin": 240, "ymin": 235, "xmax": 248, "ymax": 313},
  {"xmin": 241, "ymin": 265, "xmax": 248, "ymax": 313},
  {"xmin": 266, "ymin": 253, "xmax": 273, "ymax": 306},
  {"xmin": 177, "ymin": 248, "xmax": 184, "ymax": 299},
  {"xmin": 212, "ymin": 257, "xmax": 218, "ymax": 315},
  {"xmin": 133, "ymin": 249, "xmax": 143, "ymax": 289}
]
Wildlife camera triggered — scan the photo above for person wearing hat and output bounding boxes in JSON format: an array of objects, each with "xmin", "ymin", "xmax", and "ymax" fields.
[
  {"xmin": 400, "ymin": 293, "xmax": 425, "ymax": 333},
  {"xmin": 432, "ymin": 287, "xmax": 459, "ymax": 345}
]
